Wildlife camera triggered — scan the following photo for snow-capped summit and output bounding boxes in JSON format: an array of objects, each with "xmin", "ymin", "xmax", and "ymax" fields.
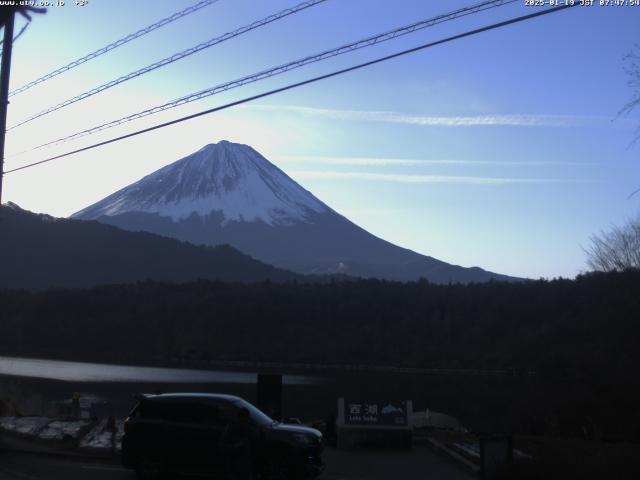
[
  {"xmin": 73, "ymin": 141, "xmax": 518, "ymax": 283},
  {"xmin": 73, "ymin": 140, "xmax": 327, "ymax": 226}
]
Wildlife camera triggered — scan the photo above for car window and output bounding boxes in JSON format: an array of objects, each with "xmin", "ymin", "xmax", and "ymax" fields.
[
  {"xmin": 138, "ymin": 399, "xmax": 202, "ymax": 423},
  {"xmin": 138, "ymin": 400, "xmax": 176, "ymax": 421},
  {"xmin": 137, "ymin": 398, "xmax": 247, "ymax": 426},
  {"xmin": 203, "ymin": 400, "xmax": 237, "ymax": 426},
  {"xmin": 233, "ymin": 399, "xmax": 274, "ymax": 426}
]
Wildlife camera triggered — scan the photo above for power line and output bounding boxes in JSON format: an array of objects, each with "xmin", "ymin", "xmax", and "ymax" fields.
[
  {"xmin": 5, "ymin": 4, "xmax": 578, "ymax": 175},
  {"xmin": 12, "ymin": 21, "xmax": 29, "ymax": 43},
  {"xmin": 14, "ymin": 0, "xmax": 517, "ymax": 151},
  {"xmin": 8, "ymin": 0, "xmax": 221, "ymax": 98},
  {"xmin": 0, "ymin": 19, "xmax": 30, "ymax": 47},
  {"xmin": 0, "ymin": 19, "xmax": 30, "ymax": 57},
  {"xmin": 8, "ymin": 0, "xmax": 328, "ymax": 130},
  {"xmin": 0, "ymin": 5, "xmax": 46, "ymax": 60}
]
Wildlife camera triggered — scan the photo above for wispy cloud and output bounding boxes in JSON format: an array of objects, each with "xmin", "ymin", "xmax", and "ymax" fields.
[
  {"xmin": 248, "ymin": 105, "xmax": 628, "ymax": 128},
  {"xmin": 275, "ymin": 155, "xmax": 592, "ymax": 167},
  {"xmin": 334, "ymin": 207, "xmax": 400, "ymax": 216},
  {"xmin": 289, "ymin": 170, "xmax": 594, "ymax": 185}
]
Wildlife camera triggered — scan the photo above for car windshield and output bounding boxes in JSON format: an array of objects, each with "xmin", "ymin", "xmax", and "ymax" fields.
[{"xmin": 233, "ymin": 399, "xmax": 274, "ymax": 426}]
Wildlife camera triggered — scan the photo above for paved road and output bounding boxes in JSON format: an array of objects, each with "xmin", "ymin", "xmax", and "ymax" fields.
[
  {"xmin": 0, "ymin": 447, "xmax": 473, "ymax": 480},
  {"xmin": 0, "ymin": 453, "xmax": 133, "ymax": 480},
  {"xmin": 322, "ymin": 446, "xmax": 474, "ymax": 480}
]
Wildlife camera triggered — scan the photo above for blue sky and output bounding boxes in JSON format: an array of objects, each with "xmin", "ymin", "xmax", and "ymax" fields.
[{"xmin": 2, "ymin": 0, "xmax": 639, "ymax": 279}]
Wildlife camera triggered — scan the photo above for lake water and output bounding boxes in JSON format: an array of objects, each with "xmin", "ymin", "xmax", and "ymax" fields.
[
  {"xmin": 0, "ymin": 356, "xmax": 317, "ymax": 385},
  {"xmin": 0, "ymin": 356, "xmax": 525, "ymax": 430}
]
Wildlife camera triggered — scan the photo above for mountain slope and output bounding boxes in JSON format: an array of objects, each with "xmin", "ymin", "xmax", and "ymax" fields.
[
  {"xmin": 73, "ymin": 141, "xmax": 519, "ymax": 283},
  {"xmin": 0, "ymin": 203, "xmax": 304, "ymax": 290},
  {"xmin": 75, "ymin": 141, "xmax": 327, "ymax": 226}
]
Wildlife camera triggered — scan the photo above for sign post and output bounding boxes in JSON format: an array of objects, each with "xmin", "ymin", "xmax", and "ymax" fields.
[{"xmin": 336, "ymin": 398, "xmax": 413, "ymax": 449}]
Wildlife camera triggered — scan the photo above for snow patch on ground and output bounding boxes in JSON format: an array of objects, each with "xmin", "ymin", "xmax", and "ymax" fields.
[
  {"xmin": 38, "ymin": 420, "xmax": 91, "ymax": 441},
  {"xmin": 0, "ymin": 416, "xmax": 50, "ymax": 435},
  {"xmin": 79, "ymin": 419, "xmax": 118, "ymax": 450},
  {"xmin": 1, "ymin": 416, "xmax": 123, "ymax": 452}
]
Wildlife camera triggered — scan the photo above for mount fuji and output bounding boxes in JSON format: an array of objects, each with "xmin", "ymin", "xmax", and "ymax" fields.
[{"xmin": 73, "ymin": 141, "xmax": 517, "ymax": 283}]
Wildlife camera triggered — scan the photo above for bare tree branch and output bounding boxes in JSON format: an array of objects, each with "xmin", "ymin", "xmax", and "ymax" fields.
[
  {"xmin": 585, "ymin": 215, "xmax": 640, "ymax": 271},
  {"xmin": 619, "ymin": 45, "xmax": 640, "ymax": 116}
]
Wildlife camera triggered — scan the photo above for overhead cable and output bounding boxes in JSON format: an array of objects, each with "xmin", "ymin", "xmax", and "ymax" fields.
[
  {"xmin": 8, "ymin": 0, "xmax": 221, "ymax": 97},
  {"xmin": 15, "ymin": 0, "xmax": 517, "ymax": 148},
  {"xmin": 4, "ymin": 4, "xmax": 578, "ymax": 175},
  {"xmin": 8, "ymin": 0, "xmax": 328, "ymax": 130}
]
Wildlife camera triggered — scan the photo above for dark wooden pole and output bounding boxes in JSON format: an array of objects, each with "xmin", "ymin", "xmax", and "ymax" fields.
[{"xmin": 0, "ymin": 12, "xmax": 16, "ymax": 204}]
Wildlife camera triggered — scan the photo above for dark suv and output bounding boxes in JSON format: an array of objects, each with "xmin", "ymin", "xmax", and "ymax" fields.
[{"xmin": 121, "ymin": 393, "xmax": 323, "ymax": 479}]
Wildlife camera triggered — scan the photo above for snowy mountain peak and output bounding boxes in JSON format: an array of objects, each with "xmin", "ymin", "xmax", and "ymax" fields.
[{"xmin": 72, "ymin": 141, "xmax": 328, "ymax": 225}]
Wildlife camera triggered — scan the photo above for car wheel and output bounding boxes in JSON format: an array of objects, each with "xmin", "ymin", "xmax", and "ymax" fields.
[{"xmin": 135, "ymin": 455, "xmax": 165, "ymax": 480}]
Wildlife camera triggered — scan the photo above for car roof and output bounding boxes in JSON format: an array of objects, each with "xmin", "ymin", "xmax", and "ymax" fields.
[{"xmin": 140, "ymin": 393, "xmax": 243, "ymax": 403}]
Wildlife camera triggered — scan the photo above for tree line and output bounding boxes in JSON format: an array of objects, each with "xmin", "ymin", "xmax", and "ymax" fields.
[
  {"xmin": 0, "ymin": 271, "xmax": 638, "ymax": 373},
  {"xmin": 1, "ymin": 270, "xmax": 639, "ymax": 439}
]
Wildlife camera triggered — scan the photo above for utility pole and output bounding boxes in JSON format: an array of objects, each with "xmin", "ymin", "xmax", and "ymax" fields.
[{"xmin": 0, "ymin": 11, "xmax": 15, "ymax": 205}]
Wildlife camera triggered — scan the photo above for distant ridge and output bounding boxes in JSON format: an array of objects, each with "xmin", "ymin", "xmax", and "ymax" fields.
[{"xmin": 0, "ymin": 203, "xmax": 304, "ymax": 290}]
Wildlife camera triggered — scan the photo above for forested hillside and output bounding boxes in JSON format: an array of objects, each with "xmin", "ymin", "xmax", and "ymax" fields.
[
  {"xmin": 0, "ymin": 204, "xmax": 303, "ymax": 289},
  {"xmin": 0, "ymin": 271, "xmax": 638, "ymax": 374}
]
